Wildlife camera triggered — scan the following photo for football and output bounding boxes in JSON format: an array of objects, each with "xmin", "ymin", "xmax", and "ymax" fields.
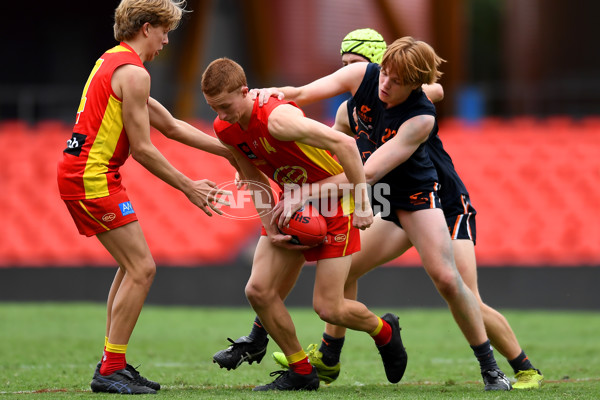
[{"xmin": 279, "ymin": 203, "xmax": 327, "ymax": 246}]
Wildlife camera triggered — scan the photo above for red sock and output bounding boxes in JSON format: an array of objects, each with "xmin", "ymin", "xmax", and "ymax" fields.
[
  {"xmin": 289, "ymin": 356, "xmax": 313, "ymax": 375},
  {"xmin": 99, "ymin": 350, "xmax": 126, "ymax": 376},
  {"xmin": 372, "ymin": 318, "xmax": 392, "ymax": 346}
]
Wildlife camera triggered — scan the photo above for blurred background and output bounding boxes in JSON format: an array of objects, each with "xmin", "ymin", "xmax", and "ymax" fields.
[{"xmin": 1, "ymin": 0, "xmax": 599, "ymax": 308}]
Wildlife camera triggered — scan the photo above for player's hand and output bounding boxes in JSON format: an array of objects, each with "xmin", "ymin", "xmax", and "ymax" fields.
[
  {"xmin": 271, "ymin": 196, "xmax": 306, "ymax": 229},
  {"xmin": 249, "ymin": 88, "xmax": 285, "ymax": 107},
  {"xmin": 269, "ymin": 231, "xmax": 312, "ymax": 251},
  {"xmin": 271, "ymin": 185, "xmax": 308, "ymax": 228},
  {"xmin": 185, "ymin": 179, "xmax": 232, "ymax": 216},
  {"xmin": 352, "ymin": 206, "xmax": 373, "ymax": 230}
]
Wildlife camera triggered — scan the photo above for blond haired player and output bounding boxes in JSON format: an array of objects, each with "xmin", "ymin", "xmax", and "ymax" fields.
[{"xmin": 57, "ymin": 0, "xmax": 232, "ymax": 394}]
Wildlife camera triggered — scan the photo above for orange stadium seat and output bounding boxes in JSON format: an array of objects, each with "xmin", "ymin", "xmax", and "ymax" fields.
[{"xmin": 1, "ymin": 118, "xmax": 599, "ymax": 268}]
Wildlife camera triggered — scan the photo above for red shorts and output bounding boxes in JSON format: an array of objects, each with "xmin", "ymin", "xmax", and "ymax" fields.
[
  {"xmin": 262, "ymin": 200, "xmax": 360, "ymax": 262},
  {"xmin": 62, "ymin": 189, "xmax": 138, "ymax": 237}
]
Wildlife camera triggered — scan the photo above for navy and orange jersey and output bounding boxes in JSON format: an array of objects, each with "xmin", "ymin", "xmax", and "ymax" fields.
[
  {"xmin": 346, "ymin": 97, "xmax": 358, "ymax": 136},
  {"xmin": 352, "ymin": 63, "xmax": 439, "ymax": 198},
  {"xmin": 426, "ymin": 134, "xmax": 477, "ymax": 219},
  {"xmin": 57, "ymin": 42, "xmax": 147, "ymax": 200},
  {"xmin": 214, "ymin": 98, "xmax": 346, "ymax": 190}
]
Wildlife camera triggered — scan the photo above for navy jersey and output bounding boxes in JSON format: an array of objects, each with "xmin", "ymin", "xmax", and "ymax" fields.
[
  {"xmin": 426, "ymin": 134, "xmax": 476, "ymax": 218},
  {"xmin": 352, "ymin": 63, "xmax": 439, "ymax": 199},
  {"xmin": 346, "ymin": 97, "xmax": 358, "ymax": 136}
]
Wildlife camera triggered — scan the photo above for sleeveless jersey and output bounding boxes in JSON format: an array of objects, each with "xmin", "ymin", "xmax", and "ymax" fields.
[
  {"xmin": 426, "ymin": 134, "xmax": 475, "ymax": 217},
  {"xmin": 57, "ymin": 42, "xmax": 146, "ymax": 200},
  {"xmin": 215, "ymin": 99, "xmax": 345, "ymax": 189},
  {"xmin": 352, "ymin": 63, "xmax": 438, "ymax": 198},
  {"xmin": 346, "ymin": 97, "xmax": 358, "ymax": 136}
]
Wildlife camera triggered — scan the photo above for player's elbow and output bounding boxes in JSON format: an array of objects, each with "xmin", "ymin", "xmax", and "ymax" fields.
[
  {"xmin": 160, "ymin": 120, "xmax": 183, "ymax": 140},
  {"xmin": 364, "ymin": 168, "xmax": 379, "ymax": 186},
  {"xmin": 426, "ymin": 83, "xmax": 444, "ymax": 103},
  {"xmin": 130, "ymin": 143, "xmax": 154, "ymax": 165}
]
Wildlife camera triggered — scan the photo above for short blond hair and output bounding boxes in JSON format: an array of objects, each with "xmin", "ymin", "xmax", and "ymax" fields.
[
  {"xmin": 113, "ymin": 0, "xmax": 187, "ymax": 41},
  {"xmin": 381, "ymin": 37, "xmax": 445, "ymax": 86},
  {"xmin": 201, "ymin": 58, "xmax": 248, "ymax": 97}
]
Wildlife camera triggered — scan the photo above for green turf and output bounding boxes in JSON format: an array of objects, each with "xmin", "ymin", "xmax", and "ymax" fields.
[{"xmin": 0, "ymin": 303, "xmax": 598, "ymax": 399}]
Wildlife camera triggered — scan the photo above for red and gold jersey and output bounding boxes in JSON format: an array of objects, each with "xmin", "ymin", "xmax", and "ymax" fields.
[
  {"xmin": 57, "ymin": 42, "xmax": 147, "ymax": 200},
  {"xmin": 215, "ymin": 98, "xmax": 344, "ymax": 188}
]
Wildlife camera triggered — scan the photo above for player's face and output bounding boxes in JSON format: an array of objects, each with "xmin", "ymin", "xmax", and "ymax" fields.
[
  {"xmin": 204, "ymin": 88, "xmax": 248, "ymax": 125},
  {"xmin": 378, "ymin": 67, "xmax": 419, "ymax": 108},
  {"xmin": 341, "ymin": 53, "xmax": 370, "ymax": 66},
  {"xmin": 144, "ymin": 24, "xmax": 170, "ymax": 62}
]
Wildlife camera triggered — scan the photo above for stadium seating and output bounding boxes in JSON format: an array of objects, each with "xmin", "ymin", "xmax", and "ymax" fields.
[{"xmin": 0, "ymin": 117, "xmax": 599, "ymax": 267}]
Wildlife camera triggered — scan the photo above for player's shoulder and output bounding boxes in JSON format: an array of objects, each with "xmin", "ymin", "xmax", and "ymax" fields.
[
  {"xmin": 262, "ymin": 98, "xmax": 302, "ymax": 122},
  {"xmin": 113, "ymin": 64, "xmax": 150, "ymax": 92},
  {"xmin": 213, "ymin": 117, "xmax": 234, "ymax": 137}
]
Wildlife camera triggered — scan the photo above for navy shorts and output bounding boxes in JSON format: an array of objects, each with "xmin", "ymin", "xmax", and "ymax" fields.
[
  {"xmin": 378, "ymin": 187, "xmax": 443, "ymax": 224},
  {"xmin": 381, "ymin": 192, "xmax": 477, "ymax": 245}
]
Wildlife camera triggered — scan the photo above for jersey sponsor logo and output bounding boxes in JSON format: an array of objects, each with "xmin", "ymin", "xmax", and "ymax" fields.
[
  {"xmin": 64, "ymin": 132, "xmax": 87, "ymax": 156},
  {"xmin": 119, "ymin": 201, "xmax": 135, "ymax": 216},
  {"xmin": 102, "ymin": 213, "xmax": 116, "ymax": 222},
  {"xmin": 238, "ymin": 142, "xmax": 258, "ymax": 159},
  {"xmin": 357, "ymin": 105, "xmax": 373, "ymax": 123},
  {"xmin": 273, "ymin": 165, "xmax": 308, "ymax": 185}
]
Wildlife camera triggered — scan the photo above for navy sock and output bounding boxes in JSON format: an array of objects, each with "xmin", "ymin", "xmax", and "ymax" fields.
[
  {"xmin": 248, "ymin": 316, "xmax": 268, "ymax": 344},
  {"xmin": 508, "ymin": 350, "xmax": 535, "ymax": 374},
  {"xmin": 471, "ymin": 340, "xmax": 499, "ymax": 371},
  {"xmin": 318, "ymin": 333, "xmax": 345, "ymax": 366}
]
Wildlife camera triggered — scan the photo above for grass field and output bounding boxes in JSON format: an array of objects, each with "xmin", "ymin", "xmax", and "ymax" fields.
[{"xmin": 1, "ymin": 303, "xmax": 599, "ymax": 399}]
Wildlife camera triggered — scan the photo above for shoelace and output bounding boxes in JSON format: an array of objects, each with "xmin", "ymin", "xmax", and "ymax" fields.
[
  {"xmin": 126, "ymin": 364, "xmax": 150, "ymax": 384},
  {"xmin": 269, "ymin": 370, "xmax": 288, "ymax": 379},
  {"xmin": 306, "ymin": 344, "xmax": 320, "ymax": 359}
]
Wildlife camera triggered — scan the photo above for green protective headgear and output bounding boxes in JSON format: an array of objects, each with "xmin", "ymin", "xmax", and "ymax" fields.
[{"xmin": 340, "ymin": 28, "xmax": 387, "ymax": 64}]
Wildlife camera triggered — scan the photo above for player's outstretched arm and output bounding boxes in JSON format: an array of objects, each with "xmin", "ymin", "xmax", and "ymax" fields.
[
  {"xmin": 117, "ymin": 66, "xmax": 230, "ymax": 216},
  {"xmin": 255, "ymin": 63, "xmax": 368, "ymax": 107},
  {"xmin": 148, "ymin": 97, "xmax": 237, "ymax": 164}
]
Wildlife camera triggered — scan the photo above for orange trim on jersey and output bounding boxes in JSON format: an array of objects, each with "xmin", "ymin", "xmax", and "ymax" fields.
[{"xmin": 78, "ymin": 200, "xmax": 110, "ymax": 231}]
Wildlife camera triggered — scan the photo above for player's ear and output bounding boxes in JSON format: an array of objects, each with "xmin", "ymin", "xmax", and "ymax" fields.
[{"xmin": 241, "ymin": 86, "xmax": 249, "ymax": 96}]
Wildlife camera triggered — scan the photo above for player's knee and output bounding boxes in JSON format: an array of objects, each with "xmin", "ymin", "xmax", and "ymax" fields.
[
  {"xmin": 432, "ymin": 269, "xmax": 462, "ymax": 299},
  {"xmin": 313, "ymin": 302, "xmax": 342, "ymax": 325},
  {"xmin": 129, "ymin": 260, "xmax": 156, "ymax": 288},
  {"xmin": 245, "ymin": 282, "xmax": 273, "ymax": 308}
]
